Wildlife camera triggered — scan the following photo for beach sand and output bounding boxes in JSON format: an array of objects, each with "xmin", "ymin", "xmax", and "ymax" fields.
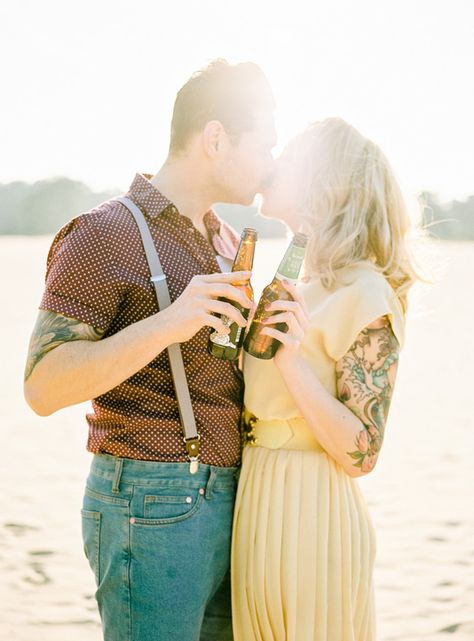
[{"xmin": 1, "ymin": 236, "xmax": 473, "ymax": 641}]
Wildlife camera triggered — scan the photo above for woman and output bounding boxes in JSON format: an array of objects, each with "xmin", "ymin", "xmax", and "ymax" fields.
[{"xmin": 231, "ymin": 118, "xmax": 419, "ymax": 641}]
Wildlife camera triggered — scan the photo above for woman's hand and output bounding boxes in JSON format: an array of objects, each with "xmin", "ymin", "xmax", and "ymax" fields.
[{"xmin": 260, "ymin": 279, "xmax": 310, "ymax": 368}]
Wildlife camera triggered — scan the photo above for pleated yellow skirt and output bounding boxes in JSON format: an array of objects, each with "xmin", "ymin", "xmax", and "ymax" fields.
[{"xmin": 231, "ymin": 417, "xmax": 377, "ymax": 641}]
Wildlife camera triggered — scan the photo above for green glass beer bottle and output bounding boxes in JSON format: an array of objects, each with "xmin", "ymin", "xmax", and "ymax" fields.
[
  {"xmin": 207, "ymin": 227, "xmax": 257, "ymax": 360},
  {"xmin": 243, "ymin": 232, "xmax": 308, "ymax": 359}
]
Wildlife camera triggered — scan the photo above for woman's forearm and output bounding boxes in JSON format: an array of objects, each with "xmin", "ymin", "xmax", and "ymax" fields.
[{"xmin": 277, "ymin": 356, "xmax": 366, "ymax": 476}]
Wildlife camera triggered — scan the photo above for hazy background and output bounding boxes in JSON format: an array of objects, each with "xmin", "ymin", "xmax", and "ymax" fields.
[
  {"xmin": 1, "ymin": 1, "xmax": 473, "ymax": 640},
  {"xmin": 1, "ymin": 0, "xmax": 473, "ymax": 238},
  {"xmin": 0, "ymin": 0, "xmax": 473, "ymax": 200}
]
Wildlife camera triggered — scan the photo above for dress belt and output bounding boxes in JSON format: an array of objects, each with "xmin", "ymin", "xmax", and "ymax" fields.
[{"xmin": 243, "ymin": 411, "xmax": 325, "ymax": 453}]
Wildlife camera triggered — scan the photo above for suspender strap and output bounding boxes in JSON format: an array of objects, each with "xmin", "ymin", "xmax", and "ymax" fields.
[{"xmin": 115, "ymin": 196, "xmax": 200, "ymax": 473}]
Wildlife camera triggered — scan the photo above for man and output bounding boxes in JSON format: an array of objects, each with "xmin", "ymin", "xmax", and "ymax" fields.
[{"xmin": 24, "ymin": 59, "xmax": 276, "ymax": 641}]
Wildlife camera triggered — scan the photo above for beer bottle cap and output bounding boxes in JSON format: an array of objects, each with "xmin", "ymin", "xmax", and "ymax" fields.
[{"xmin": 242, "ymin": 227, "xmax": 258, "ymax": 240}]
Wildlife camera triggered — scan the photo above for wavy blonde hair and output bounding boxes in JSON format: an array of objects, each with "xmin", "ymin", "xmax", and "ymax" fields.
[{"xmin": 293, "ymin": 118, "xmax": 420, "ymax": 313}]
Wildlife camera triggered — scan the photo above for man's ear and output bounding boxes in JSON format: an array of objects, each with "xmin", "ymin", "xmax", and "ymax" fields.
[{"xmin": 202, "ymin": 120, "xmax": 226, "ymax": 157}]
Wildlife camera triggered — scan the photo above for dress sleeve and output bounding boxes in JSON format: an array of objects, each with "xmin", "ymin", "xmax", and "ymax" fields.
[
  {"xmin": 322, "ymin": 273, "xmax": 406, "ymax": 362},
  {"xmin": 39, "ymin": 214, "xmax": 123, "ymax": 331}
]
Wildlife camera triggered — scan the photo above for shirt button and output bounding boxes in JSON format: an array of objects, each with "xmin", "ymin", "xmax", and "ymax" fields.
[{"xmin": 186, "ymin": 496, "xmax": 192, "ymax": 504}]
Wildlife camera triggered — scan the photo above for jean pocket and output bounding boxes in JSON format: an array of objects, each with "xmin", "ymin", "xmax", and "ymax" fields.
[
  {"xmin": 81, "ymin": 510, "xmax": 101, "ymax": 584},
  {"xmin": 131, "ymin": 487, "xmax": 205, "ymax": 526}
]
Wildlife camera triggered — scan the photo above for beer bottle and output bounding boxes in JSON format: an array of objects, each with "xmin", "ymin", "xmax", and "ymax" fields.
[
  {"xmin": 243, "ymin": 232, "xmax": 308, "ymax": 359},
  {"xmin": 208, "ymin": 227, "xmax": 258, "ymax": 360}
]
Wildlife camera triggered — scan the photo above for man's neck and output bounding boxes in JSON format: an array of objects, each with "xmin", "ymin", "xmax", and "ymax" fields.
[{"xmin": 150, "ymin": 157, "xmax": 215, "ymax": 229}]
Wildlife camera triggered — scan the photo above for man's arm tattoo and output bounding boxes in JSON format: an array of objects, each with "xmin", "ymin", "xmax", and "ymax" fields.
[
  {"xmin": 335, "ymin": 316, "xmax": 400, "ymax": 473},
  {"xmin": 24, "ymin": 310, "xmax": 105, "ymax": 381}
]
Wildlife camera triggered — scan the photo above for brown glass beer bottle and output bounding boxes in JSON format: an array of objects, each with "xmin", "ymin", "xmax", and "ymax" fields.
[
  {"xmin": 207, "ymin": 227, "xmax": 257, "ymax": 360},
  {"xmin": 243, "ymin": 232, "xmax": 308, "ymax": 359}
]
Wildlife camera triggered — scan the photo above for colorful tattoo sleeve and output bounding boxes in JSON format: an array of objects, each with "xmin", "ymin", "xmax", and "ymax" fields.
[
  {"xmin": 24, "ymin": 310, "xmax": 104, "ymax": 381},
  {"xmin": 335, "ymin": 316, "xmax": 400, "ymax": 473}
]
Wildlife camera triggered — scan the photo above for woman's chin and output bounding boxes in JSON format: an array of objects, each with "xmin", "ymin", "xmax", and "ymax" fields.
[
  {"xmin": 258, "ymin": 197, "xmax": 278, "ymax": 220},
  {"xmin": 259, "ymin": 203, "xmax": 300, "ymax": 233},
  {"xmin": 259, "ymin": 205, "xmax": 290, "ymax": 227}
]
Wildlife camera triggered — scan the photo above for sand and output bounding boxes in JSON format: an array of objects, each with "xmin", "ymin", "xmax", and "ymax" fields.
[{"xmin": 1, "ymin": 236, "xmax": 473, "ymax": 641}]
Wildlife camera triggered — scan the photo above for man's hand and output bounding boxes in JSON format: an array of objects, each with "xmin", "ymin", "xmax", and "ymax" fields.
[{"xmin": 160, "ymin": 270, "xmax": 253, "ymax": 344}]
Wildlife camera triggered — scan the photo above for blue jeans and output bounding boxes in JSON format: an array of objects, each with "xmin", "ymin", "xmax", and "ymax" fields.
[{"xmin": 81, "ymin": 453, "xmax": 238, "ymax": 641}]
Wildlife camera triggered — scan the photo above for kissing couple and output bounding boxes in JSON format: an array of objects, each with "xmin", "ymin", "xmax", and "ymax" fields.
[{"xmin": 25, "ymin": 58, "xmax": 419, "ymax": 641}]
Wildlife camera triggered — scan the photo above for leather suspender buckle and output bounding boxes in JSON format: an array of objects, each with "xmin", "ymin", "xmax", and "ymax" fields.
[{"xmin": 184, "ymin": 436, "xmax": 200, "ymax": 474}]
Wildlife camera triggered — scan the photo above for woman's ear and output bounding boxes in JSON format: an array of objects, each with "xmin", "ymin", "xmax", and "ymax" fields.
[{"xmin": 202, "ymin": 120, "xmax": 225, "ymax": 157}]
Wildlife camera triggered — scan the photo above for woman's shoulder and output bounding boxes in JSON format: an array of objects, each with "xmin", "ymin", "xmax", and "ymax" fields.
[
  {"xmin": 337, "ymin": 260, "xmax": 392, "ymax": 289},
  {"xmin": 301, "ymin": 261, "xmax": 396, "ymax": 310},
  {"xmin": 301, "ymin": 261, "xmax": 406, "ymax": 359}
]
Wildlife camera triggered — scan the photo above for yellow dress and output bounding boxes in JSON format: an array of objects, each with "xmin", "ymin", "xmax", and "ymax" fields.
[{"xmin": 231, "ymin": 263, "xmax": 405, "ymax": 641}]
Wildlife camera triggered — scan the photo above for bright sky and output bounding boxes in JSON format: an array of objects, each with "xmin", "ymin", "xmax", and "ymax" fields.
[{"xmin": 2, "ymin": 0, "xmax": 473, "ymax": 201}]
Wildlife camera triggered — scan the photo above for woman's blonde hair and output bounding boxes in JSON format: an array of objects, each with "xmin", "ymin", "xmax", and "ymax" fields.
[{"xmin": 294, "ymin": 118, "xmax": 420, "ymax": 312}]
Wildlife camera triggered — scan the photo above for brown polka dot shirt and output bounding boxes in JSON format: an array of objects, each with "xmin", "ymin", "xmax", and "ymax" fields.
[{"xmin": 40, "ymin": 173, "xmax": 244, "ymax": 466}]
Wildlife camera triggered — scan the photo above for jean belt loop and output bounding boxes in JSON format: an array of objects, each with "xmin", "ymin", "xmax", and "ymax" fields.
[
  {"xmin": 205, "ymin": 469, "xmax": 217, "ymax": 500},
  {"xmin": 112, "ymin": 457, "xmax": 124, "ymax": 493}
]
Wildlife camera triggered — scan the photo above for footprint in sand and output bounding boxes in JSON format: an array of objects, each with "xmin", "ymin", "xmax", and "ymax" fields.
[
  {"xmin": 23, "ymin": 561, "xmax": 52, "ymax": 585},
  {"xmin": 4, "ymin": 522, "xmax": 40, "ymax": 536},
  {"xmin": 439, "ymin": 622, "xmax": 462, "ymax": 633}
]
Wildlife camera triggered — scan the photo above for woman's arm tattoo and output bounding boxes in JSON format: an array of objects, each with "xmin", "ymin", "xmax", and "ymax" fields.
[
  {"xmin": 24, "ymin": 310, "xmax": 104, "ymax": 381},
  {"xmin": 335, "ymin": 316, "xmax": 400, "ymax": 473}
]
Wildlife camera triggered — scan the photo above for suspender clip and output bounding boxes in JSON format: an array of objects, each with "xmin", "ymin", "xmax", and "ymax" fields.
[{"xmin": 184, "ymin": 436, "xmax": 200, "ymax": 475}]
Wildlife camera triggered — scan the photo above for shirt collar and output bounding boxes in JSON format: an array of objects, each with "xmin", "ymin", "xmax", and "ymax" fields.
[
  {"xmin": 126, "ymin": 173, "xmax": 239, "ymax": 261},
  {"xmin": 126, "ymin": 173, "xmax": 172, "ymax": 218}
]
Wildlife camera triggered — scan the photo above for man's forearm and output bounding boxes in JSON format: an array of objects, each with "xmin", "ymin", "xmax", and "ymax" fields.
[
  {"xmin": 25, "ymin": 270, "xmax": 253, "ymax": 416},
  {"xmin": 24, "ymin": 312, "xmax": 176, "ymax": 416}
]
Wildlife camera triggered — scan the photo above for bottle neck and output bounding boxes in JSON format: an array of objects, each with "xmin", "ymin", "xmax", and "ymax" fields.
[
  {"xmin": 274, "ymin": 272, "xmax": 298, "ymax": 285},
  {"xmin": 274, "ymin": 240, "xmax": 306, "ymax": 282},
  {"xmin": 233, "ymin": 238, "xmax": 256, "ymax": 273}
]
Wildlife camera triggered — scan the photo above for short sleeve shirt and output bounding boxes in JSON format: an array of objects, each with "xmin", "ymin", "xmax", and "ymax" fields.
[
  {"xmin": 243, "ymin": 262, "xmax": 405, "ymax": 421},
  {"xmin": 40, "ymin": 173, "xmax": 244, "ymax": 466}
]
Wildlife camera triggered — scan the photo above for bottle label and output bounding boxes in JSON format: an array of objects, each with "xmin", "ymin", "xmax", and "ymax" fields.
[
  {"xmin": 278, "ymin": 245, "xmax": 306, "ymax": 280},
  {"xmin": 209, "ymin": 316, "xmax": 243, "ymax": 348}
]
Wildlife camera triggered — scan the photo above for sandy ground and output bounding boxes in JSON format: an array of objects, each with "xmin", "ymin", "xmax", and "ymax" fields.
[{"xmin": 1, "ymin": 236, "xmax": 473, "ymax": 641}]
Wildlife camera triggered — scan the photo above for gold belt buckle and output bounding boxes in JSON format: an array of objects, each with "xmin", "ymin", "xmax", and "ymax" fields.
[{"xmin": 241, "ymin": 412, "xmax": 258, "ymax": 446}]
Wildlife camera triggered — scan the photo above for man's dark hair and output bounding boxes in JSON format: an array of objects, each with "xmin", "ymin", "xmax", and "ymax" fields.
[{"xmin": 169, "ymin": 59, "xmax": 275, "ymax": 153}]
